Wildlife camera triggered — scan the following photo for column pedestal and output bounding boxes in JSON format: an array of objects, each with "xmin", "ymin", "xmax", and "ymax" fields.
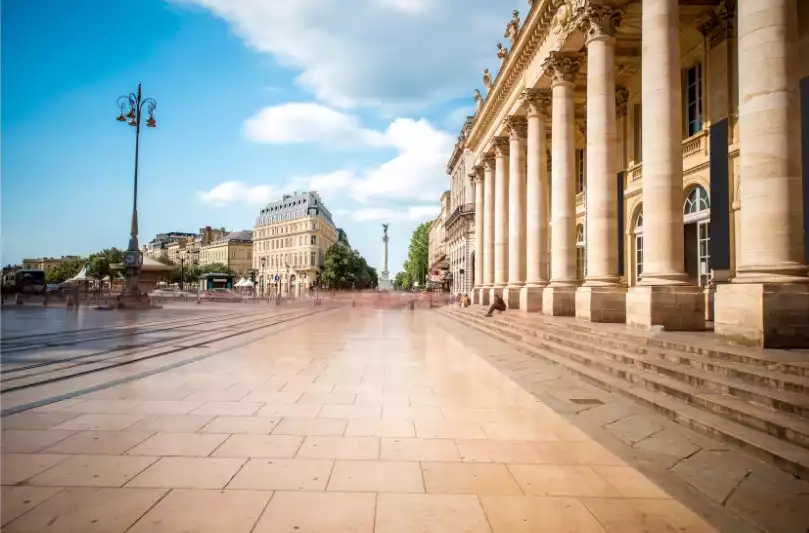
[
  {"xmin": 489, "ymin": 287, "xmax": 503, "ymax": 304},
  {"xmin": 575, "ymin": 286, "xmax": 626, "ymax": 323},
  {"xmin": 519, "ymin": 285, "xmax": 545, "ymax": 313},
  {"xmin": 714, "ymin": 283, "xmax": 809, "ymax": 348},
  {"xmin": 542, "ymin": 286, "xmax": 576, "ymax": 316},
  {"xmin": 626, "ymin": 285, "xmax": 705, "ymax": 331},
  {"xmin": 471, "ymin": 288, "xmax": 481, "ymax": 305},
  {"xmin": 479, "ymin": 287, "xmax": 491, "ymax": 306},
  {"xmin": 502, "ymin": 285, "xmax": 522, "ymax": 310}
]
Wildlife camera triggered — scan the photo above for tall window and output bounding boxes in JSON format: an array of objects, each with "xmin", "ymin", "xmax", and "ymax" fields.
[
  {"xmin": 576, "ymin": 225, "xmax": 586, "ymax": 281},
  {"xmin": 311, "ymin": 235, "xmax": 317, "ymax": 245},
  {"xmin": 576, "ymin": 149, "xmax": 585, "ymax": 193},
  {"xmin": 633, "ymin": 103, "xmax": 642, "ymax": 163},
  {"xmin": 685, "ymin": 62, "xmax": 703, "ymax": 137},
  {"xmin": 634, "ymin": 211, "xmax": 644, "ymax": 284}
]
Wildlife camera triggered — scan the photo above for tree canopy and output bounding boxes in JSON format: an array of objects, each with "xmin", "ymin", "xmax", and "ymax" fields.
[
  {"xmin": 402, "ymin": 221, "xmax": 430, "ymax": 288},
  {"xmin": 321, "ymin": 243, "xmax": 378, "ymax": 290}
]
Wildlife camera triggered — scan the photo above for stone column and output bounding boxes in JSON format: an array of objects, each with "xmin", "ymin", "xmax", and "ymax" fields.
[
  {"xmin": 626, "ymin": 0, "xmax": 705, "ymax": 330},
  {"xmin": 541, "ymin": 51, "xmax": 581, "ymax": 316},
  {"xmin": 503, "ymin": 117, "xmax": 528, "ymax": 309},
  {"xmin": 575, "ymin": 5, "xmax": 627, "ymax": 323},
  {"xmin": 481, "ymin": 154, "xmax": 496, "ymax": 305},
  {"xmin": 520, "ymin": 89, "xmax": 552, "ymax": 312},
  {"xmin": 470, "ymin": 165, "xmax": 485, "ymax": 305},
  {"xmin": 491, "ymin": 137, "xmax": 510, "ymax": 303},
  {"xmin": 715, "ymin": 0, "xmax": 809, "ymax": 348}
]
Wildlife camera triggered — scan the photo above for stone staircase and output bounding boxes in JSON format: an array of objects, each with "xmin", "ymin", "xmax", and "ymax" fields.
[{"xmin": 438, "ymin": 306, "xmax": 809, "ymax": 479}]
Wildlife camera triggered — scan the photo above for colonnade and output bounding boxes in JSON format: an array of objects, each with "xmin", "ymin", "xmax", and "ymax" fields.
[{"xmin": 469, "ymin": 0, "xmax": 807, "ymax": 346}]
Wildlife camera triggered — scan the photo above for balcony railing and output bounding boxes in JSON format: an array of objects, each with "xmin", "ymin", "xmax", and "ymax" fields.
[
  {"xmin": 445, "ymin": 203, "xmax": 475, "ymax": 228},
  {"xmin": 682, "ymin": 129, "xmax": 709, "ymax": 159},
  {"xmin": 628, "ymin": 162, "xmax": 643, "ymax": 183}
]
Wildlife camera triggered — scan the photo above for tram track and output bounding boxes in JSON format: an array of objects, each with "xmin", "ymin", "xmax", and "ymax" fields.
[
  {"xmin": 0, "ymin": 306, "xmax": 332, "ymax": 394},
  {"xmin": 0, "ymin": 310, "xmax": 257, "ymax": 354},
  {"xmin": 0, "ymin": 312, "xmax": 296, "ymax": 378}
]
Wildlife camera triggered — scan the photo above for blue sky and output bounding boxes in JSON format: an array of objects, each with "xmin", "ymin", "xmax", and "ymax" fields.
[{"xmin": 2, "ymin": 0, "xmax": 517, "ymax": 273}]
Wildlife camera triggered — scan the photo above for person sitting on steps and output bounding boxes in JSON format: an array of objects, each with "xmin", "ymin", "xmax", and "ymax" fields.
[{"xmin": 485, "ymin": 294, "xmax": 506, "ymax": 317}]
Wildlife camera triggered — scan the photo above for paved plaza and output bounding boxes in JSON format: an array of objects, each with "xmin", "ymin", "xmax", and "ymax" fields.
[{"xmin": 0, "ymin": 306, "xmax": 806, "ymax": 532}]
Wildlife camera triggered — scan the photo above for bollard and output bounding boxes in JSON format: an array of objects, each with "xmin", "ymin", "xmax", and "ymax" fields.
[
  {"xmin": 42, "ymin": 296, "xmax": 48, "ymax": 306},
  {"xmin": 15, "ymin": 294, "xmax": 23, "ymax": 305},
  {"xmin": 66, "ymin": 295, "xmax": 75, "ymax": 307}
]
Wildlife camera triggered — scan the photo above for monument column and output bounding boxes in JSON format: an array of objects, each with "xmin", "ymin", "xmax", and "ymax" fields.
[
  {"xmin": 715, "ymin": 0, "xmax": 809, "ymax": 347},
  {"xmin": 625, "ymin": 0, "xmax": 705, "ymax": 330},
  {"xmin": 542, "ymin": 51, "xmax": 581, "ymax": 316},
  {"xmin": 481, "ymin": 154, "xmax": 496, "ymax": 305},
  {"xmin": 503, "ymin": 117, "xmax": 528, "ymax": 309},
  {"xmin": 575, "ymin": 5, "xmax": 627, "ymax": 323},
  {"xmin": 520, "ymin": 88, "xmax": 552, "ymax": 312},
  {"xmin": 491, "ymin": 136, "xmax": 510, "ymax": 303},
  {"xmin": 470, "ymin": 165, "xmax": 485, "ymax": 304}
]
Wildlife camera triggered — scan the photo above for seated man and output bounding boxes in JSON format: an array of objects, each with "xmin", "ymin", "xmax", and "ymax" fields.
[{"xmin": 485, "ymin": 294, "xmax": 506, "ymax": 317}]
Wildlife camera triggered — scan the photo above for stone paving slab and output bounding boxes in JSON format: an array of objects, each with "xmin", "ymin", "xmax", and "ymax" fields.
[
  {"xmin": 436, "ymin": 312, "xmax": 809, "ymax": 533},
  {"xmin": 0, "ymin": 309, "xmax": 783, "ymax": 532}
]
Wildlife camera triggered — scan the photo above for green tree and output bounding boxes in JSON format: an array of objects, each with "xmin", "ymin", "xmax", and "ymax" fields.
[
  {"xmin": 45, "ymin": 257, "xmax": 87, "ymax": 284},
  {"xmin": 87, "ymin": 248, "xmax": 123, "ymax": 279},
  {"xmin": 393, "ymin": 271, "xmax": 406, "ymax": 290},
  {"xmin": 321, "ymin": 244, "xmax": 377, "ymax": 290},
  {"xmin": 404, "ymin": 221, "xmax": 430, "ymax": 288},
  {"xmin": 155, "ymin": 253, "xmax": 173, "ymax": 266}
]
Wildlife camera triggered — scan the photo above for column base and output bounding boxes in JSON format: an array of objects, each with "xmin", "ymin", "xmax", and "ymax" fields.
[
  {"xmin": 542, "ymin": 286, "xmax": 576, "ymax": 316},
  {"xmin": 519, "ymin": 285, "xmax": 545, "ymax": 313},
  {"xmin": 714, "ymin": 283, "xmax": 809, "ymax": 348},
  {"xmin": 626, "ymin": 285, "xmax": 705, "ymax": 331},
  {"xmin": 471, "ymin": 287, "xmax": 481, "ymax": 305},
  {"xmin": 503, "ymin": 285, "xmax": 523, "ymax": 310},
  {"xmin": 575, "ymin": 286, "xmax": 627, "ymax": 323},
  {"xmin": 480, "ymin": 287, "xmax": 491, "ymax": 306}
]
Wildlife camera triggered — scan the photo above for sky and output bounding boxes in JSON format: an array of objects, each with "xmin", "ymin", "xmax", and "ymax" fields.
[{"xmin": 1, "ymin": 0, "xmax": 519, "ymax": 274}]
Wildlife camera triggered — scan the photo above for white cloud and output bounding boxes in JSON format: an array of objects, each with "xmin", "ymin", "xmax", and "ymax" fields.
[
  {"xmin": 239, "ymin": 103, "xmax": 456, "ymax": 204},
  {"xmin": 174, "ymin": 0, "xmax": 516, "ymax": 109},
  {"xmin": 198, "ymin": 181, "xmax": 274, "ymax": 207},
  {"xmin": 244, "ymin": 103, "xmax": 385, "ymax": 147}
]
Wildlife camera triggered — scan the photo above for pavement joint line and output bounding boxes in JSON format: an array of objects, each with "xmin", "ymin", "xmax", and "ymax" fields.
[
  {"xmin": 0, "ymin": 306, "xmax": 337, "ymax": 417},
  {"xmin": 1, "ymin": 307, "xmax": 329, "ymax": 394}
]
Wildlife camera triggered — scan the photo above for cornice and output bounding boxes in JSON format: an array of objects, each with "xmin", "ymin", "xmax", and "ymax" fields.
[{"xmin": 467, "ymin": 0, "xmax": 562, "ymax": 151}]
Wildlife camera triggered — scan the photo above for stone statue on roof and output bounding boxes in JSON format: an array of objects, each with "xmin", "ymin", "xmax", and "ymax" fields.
[
  {"xmin": 483, "ymin": 69, "xmax": 493, "ymax": 93},
  {"xmin": 474, "ymin": 89, "xmax": 483, "ymax": 114},
  {"xmin": 505, "ymin": 10, "xmax": 520, "ymax": 46},
  {"xmin": 496, "ymin": 42, "xmax": 509, "ymax": 67}
]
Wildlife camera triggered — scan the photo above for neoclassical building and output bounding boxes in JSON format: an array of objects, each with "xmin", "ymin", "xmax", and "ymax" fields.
[
  {"xmin": 445, "ymin": 118, "xmax": 477, "ymax": 295},
  {"xmin": 427, "ymin": 191, "xmax": 450, "ymax": 289},
  {"xmin": 252, "ymin": 191, "xmax": 338, "ymax": 297},
  {"xmin": 467, "ymin": 0, "xmax": 809, "ymax": 347}
]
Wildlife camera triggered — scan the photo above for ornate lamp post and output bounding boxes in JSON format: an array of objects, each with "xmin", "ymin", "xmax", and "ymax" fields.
[
  {"xmin": 178, "ymin": 251, "xmax": 186, "ymax": 292},
  {"xmin": 116, "ymin": 83, "xmax": 156, "ymax": 297}
]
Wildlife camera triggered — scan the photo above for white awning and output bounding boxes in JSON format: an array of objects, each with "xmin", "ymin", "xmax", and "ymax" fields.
[{"xmin": 62, "ymin": 265, "xmax": 96, "ymax": 284}]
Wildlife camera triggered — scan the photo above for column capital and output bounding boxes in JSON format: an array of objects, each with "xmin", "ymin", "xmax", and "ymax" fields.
[
  {"xmin": 542, "ymin": 51, "xmax": 582, "ymax": 87},
  {"xmin": 504, "ymin": 116, "xmax": 528, "ymax": 140},
  {"xmin": 576, "ymin": 4, "xmax": 623, "ymax": 43},
  {"xmin": 468, "ymin": 164, "xmax": 484, "ymax": 183},
  {"xmin": 492, "ymin": 136, "xmax": 510, "ymax": 157},
  {"xmin": 482, "ymin": 153, "xmax": 496, "ymax": 172},
  {"xmin": 697, "ymin": 0, "xmax": 734, "ymax": 49},
  {"xmin": 521, "ymin": 88, "xmax": 552, "ymax": 118},
  {"xmin": 616, "ymin": 85, "xmax": 629, "ymax": 118},
  {"xmin": 577, "ymin": 118, "xmax": 587, "ymax": 137}
]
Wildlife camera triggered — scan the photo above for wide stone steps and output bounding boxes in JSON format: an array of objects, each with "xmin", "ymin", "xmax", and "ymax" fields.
[
  {"xmin": 482, "ymin": 312, "xmax": 809, "ymax": 421},
  {"xmin": 439, "ymin": 307, "xmax": 809, "ymax": 479}
]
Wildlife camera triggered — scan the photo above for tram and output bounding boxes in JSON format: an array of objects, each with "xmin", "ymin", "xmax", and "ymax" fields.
[{"xmin": 198, "ymin": 272, "xmax": 234, "ymax": 291}]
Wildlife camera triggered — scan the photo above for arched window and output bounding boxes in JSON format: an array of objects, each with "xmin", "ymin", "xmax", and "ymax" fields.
[{"xmin": 684, "ymin": 186, "xmax": 710, "ymax": 215}]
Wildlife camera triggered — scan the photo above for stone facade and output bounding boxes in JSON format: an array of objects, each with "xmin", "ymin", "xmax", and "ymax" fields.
[
  {"xmin": 445, "ymin": 118, "xmax": 477, "ymax": 296},
  {"xmin": 198, "ymin": 230, "xmax": 253, "ymax": 277},
  {"xmin": 428, "ymin": 192, "xmax": 450, "ymax": 289},
  {"xmin": 462, "ymin": 0, "xmax": 809, "ymax": 347},
  {"xmin": 252, "ymin": 191, "xmax": 338, "ymax": 297}
]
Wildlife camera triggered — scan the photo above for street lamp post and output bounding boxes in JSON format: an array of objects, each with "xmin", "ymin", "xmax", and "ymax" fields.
[
  {"xmin": 116, "ymin": 83, "xmax": 156, "ymax": 297},
  {"xmin": 459, "ymin": 268, "xmax": 465, "ymax": 299},
  {"xmin": 260, "ymin": 257, "xmax": 266, "ymax": 299},
  {"xmin": 178, "ymin": 253, "xmax": 186, "ymax": 292}
]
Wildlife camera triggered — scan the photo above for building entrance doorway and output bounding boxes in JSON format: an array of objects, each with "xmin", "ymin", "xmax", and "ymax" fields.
[{"xmin": 683, "ymin": 186, "xmax": 711, "ymax": 287}]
